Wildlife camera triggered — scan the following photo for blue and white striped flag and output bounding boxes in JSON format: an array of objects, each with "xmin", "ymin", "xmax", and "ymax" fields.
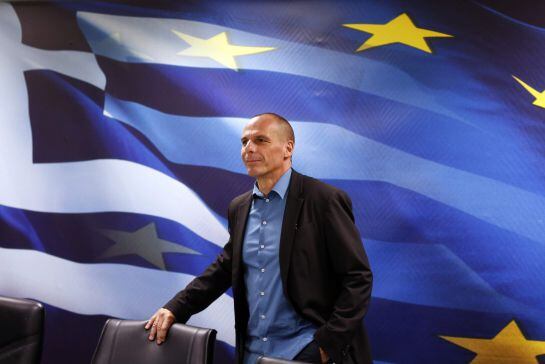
[{"xmin": 1, "ymin": 1, "xmax": 545, "ymax": 363}]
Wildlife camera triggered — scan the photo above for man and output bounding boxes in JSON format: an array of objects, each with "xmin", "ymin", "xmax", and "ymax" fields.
[{"xmin": 146, "ymin": 113, "xmax": 373, "ymax": 363}]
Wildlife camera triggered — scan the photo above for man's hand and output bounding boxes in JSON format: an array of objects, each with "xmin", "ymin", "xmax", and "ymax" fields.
[
  {"xmin": 319, "ymin": 347, "xmax": 329, "ymax": 364},
  {"xmin": 145, "ymin": 308, "xmax": 176, "ymax": 345}
]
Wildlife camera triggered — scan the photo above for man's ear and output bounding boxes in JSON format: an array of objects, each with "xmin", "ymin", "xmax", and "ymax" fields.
[{"xmin": 284, "ymin": 140, "xmax": 294, "ymax": 159}]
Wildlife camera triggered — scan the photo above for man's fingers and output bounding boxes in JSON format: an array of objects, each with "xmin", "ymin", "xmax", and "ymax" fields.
[
  {"xmin": 148, "ymin": 323, "xmax": 157, "ymax": 341},
  {"xmin": 156, "ymin": 316, "xmax": 170, "ymax": 344},
  {"xmin": 145, "ymin": 315, "xmax": 156, "ymax": 330},
  {"xmin": 156, "ymin": 316, "xmax": 174, "ymax": 345},
  {"xmin": 154, "ymin": 315, "xmax": 165, "ymax": 344},
  {"xmin": 319, "ymin": 347, "xmax": 329, "ymax": 364},
  {"xmin": 148, "ymin": 313, "xmax": 161, "ymax": 340},
  {"xmin": 145, "ymin": 308, "xmax": 175, "ymax": 344}
]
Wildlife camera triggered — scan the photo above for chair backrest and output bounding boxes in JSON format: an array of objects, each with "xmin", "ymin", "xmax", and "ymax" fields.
[
  {"xmin": 257, "ymin": 357, "xmax": 309, "ymax": 364},
  {"xmin": 0, "ymin": 296, "xmax": 44, "ymax": 364},
  {"xmin": 91, "ymin": 319, "xmax": 216, "ymax": 364}
]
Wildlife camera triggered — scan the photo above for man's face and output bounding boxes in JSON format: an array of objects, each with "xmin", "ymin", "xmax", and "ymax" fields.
[{"xmin": 240, "ymin": 116, "xmax": 292, "ymax": 178}]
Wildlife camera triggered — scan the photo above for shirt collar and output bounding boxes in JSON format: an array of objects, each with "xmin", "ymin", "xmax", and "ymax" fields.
[{"xmin": 252, "ymin": 168, "xmax": 292, "ymax": 200}]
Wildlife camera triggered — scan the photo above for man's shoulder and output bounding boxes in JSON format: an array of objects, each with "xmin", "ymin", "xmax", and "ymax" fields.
[
  {"xmin": 297, "ymin": 171, "xmax": 348, "ymax": 201},
  {"xmin": 224, "ymin": 170, "xmax": 349, "ymax": 208},
  {"xmin": 229, "ymin": 190, "xmax": 252, "ymax": 210}
]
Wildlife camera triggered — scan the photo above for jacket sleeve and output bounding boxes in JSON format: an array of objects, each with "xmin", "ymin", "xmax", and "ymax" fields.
[
  {"xmin": 163, "ymin": 206, "xmax": 235, "ymax": 323},
  {"xmin": 314, "ymin": 190, "xmax": 373, "ymax": 363}
]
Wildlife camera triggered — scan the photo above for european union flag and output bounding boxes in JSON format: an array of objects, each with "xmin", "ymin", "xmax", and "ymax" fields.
[{"xmin": 1, "ymin": 1, "xmax": 545, "ymax": 363}]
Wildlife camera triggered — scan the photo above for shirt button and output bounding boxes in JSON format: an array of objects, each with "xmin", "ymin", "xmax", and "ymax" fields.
[
  {"xmin": 262, "ymin": 220, "xmax": 267, "ymax": 225},
  {"xmin": 260, "ymin": 291, "xmax": 265, "ymax": 296},
  {"xmin": 260, "ymin": 268, "xmax": 265, "ymax": 273},
  {"xmin": 260, "ymin": 314, "xmax": 266, "ymax": 320},
  {"xmin": 260, "ymin": 245, "xmax": 265, "ymax": 249},
  {"xmin": 262, "ymin": 337, "xmax": 268, "ymax": 342},
  {"xmin": 265, "ymin": 199, "xmax": 270, "ymax": 202}
]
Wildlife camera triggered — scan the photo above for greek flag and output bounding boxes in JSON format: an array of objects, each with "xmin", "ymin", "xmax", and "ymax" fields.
[{"xmin": 1, "ymin": 1, "xmax": 544, "ymax": 363}]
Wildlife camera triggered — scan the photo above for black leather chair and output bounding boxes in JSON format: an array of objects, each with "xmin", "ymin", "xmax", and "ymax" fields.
[
  {"xmin": 258, "ymin": 357, "xmax": 309, "ymax": 364},
  {"xmin": 91, "ymin": 319, "xmax": 216, "ymax": 364},
  {"xmin": 0, "ymin": 296, "xmax": 44, "ymax": 364}
]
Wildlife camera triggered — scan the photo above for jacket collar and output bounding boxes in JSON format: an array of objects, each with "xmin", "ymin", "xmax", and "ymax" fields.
[
  {"xmin": 279, "ymin": 170, "xmax": 304, "ymax": 293},
  {"xmin": 252, "ymin": 168, "xmax": 292, "ymax": 200},
  {"xmin": 232, "ymin": 170, "xmax": 305, "ymax": 294}
]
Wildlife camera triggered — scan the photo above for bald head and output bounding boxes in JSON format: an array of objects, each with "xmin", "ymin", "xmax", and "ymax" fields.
[
  {"xmin": 252, "ymin": 112, "xmax": 295, "ymax": 144},
  {"xmin": 241, "ymin": 113, "xmax": 295, "ymax": 180}
]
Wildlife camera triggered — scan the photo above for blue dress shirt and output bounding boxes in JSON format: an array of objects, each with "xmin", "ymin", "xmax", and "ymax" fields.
[{"xmin": 242, "ymin": 169, "xmax": 317, "ymax": 364}]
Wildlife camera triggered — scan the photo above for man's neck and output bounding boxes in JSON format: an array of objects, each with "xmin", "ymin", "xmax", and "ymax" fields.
[{"xmin": 256, "ymin": 165, "xmax": 291, "ymax": 197}]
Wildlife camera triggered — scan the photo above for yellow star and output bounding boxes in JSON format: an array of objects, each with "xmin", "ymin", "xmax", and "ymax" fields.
[
  {"xmin": 172, "ymin": 30, "xmax": 275, "ymax": 71},
  {"xmin": 343, "ymin": 13, "xmax": 453, "ymax": 53},
  {"xmin": 440, "ymin": 320, "xmax": 545, "ymax": 363},
  {"xmin": 513, "ymin": 75, "xmax": 545, "ymax": 109}
]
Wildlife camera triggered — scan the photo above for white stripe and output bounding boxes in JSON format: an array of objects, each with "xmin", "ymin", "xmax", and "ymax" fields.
[
  {"xmin": 0, "ymin": 247, "xmax": 235, "ymax": 346},
  {"xmin": 1, "ymin": 160, "xmax": 229, "ymax": 245}
]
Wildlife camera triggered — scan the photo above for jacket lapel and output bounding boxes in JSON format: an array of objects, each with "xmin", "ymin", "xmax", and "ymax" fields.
[
  {"xmin": 279, "ymin": 170, "xmax": 304, "ymax": 292},
  {"xmin": 231, "ymin": 192, "xmax": 252, "ymax": 291}
]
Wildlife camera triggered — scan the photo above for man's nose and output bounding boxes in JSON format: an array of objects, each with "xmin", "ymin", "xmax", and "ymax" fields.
[{"xmin": 244, "ymin": 140, "xmax": 256, "ymax": 152}]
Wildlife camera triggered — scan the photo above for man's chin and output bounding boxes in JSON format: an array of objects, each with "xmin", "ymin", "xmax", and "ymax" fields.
[
  {"xmin": 245, "ymin": 167, "xmax": 263, "ymax": 178},
  {"xmin": 246, "ymin": 169, "xmax": 259, "ymax": 178}
]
